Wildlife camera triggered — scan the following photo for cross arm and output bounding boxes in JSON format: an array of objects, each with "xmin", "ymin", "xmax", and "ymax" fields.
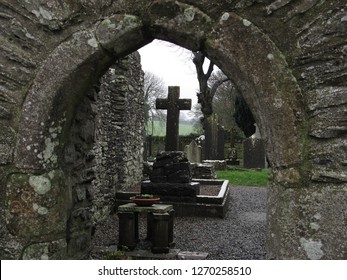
[
  {"xmin": 178, "ymin": 99, "xmax": 192, "ymax": 110},
  {"xmin": 156, "ymin": 99, "xmax": 168, "ymax": 110}
]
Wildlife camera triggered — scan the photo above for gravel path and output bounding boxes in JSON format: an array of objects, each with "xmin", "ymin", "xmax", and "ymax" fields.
[{"xmin": 91, "ymin": 185, "xmax": 268, "ymax": 260}]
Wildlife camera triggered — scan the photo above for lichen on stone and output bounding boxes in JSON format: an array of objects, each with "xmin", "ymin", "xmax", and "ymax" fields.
[
  {"xmin": 220, "ymin": 12, "xmax": 230, "ymax": 23},
  {"xmin": 29, "ymin": 175, "xmax": 52, "ymax": 195},
  {"xmin": 273, "ymin": 98, "xmax": 284, "ymax": 109},
  {"xmin": 40, "ymin": 137, "xmax": 58, "ymax": 165},
  {"xmin": 184, "ymin": 7, "xmax": 196, "ymax": 22},
  {"xmin": 267, "ymin": 53, "xmax": 275, "ymax": 60},
  {"xmin": 310, "ymin": 222, "xmax": 320, "ymax": 230},
  {"xmin": 299, "ymin": 238, "xmax": 324, "ymax": 260},
  {"xmin": 87, "ymin": 37, "xmax": 99, "ymax": 48},
  {"xmin": 242, "ymin": 19, "xmax": 252, "ymax": 27},
  {"xmin": 32, "ymin": 203, "xmax": 49, "ymax": 215}
]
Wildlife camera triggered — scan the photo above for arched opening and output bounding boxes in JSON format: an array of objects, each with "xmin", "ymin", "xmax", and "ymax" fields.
[{"xmin": 11, "ymin": 3, "xmax": 306, "ymax": 259}]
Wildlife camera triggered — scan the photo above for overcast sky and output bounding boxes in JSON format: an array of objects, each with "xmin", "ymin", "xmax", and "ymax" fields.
[{"xmin": 138, "ymin": 39, "xmax": 199, "ymax": 105}]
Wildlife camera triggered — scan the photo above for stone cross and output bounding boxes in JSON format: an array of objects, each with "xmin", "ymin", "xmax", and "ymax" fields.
[{"xmin": 156, "ymin": 86, "xmax": 191, "ymax": 151}]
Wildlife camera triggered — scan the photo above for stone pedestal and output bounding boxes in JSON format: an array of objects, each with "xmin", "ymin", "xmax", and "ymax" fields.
[
  {"xmin": 117, "ymin": 203, "xmax": 174, "ymax": 254},
  {"xmin": 117, "ymin": 212, "xmax": 138, "ymax": 250},
  {"xmin": 149, "ymin": 212, "xmax": 170, "ymax": 253}
]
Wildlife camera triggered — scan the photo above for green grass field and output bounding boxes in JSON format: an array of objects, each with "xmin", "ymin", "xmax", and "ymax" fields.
[
  {"xmin": 216, "ymin": 167, "xmax": 269, "ymax": 186},
  {"xmin": 147, "ymin": 120, "xmax": 195, "ymax": 136}
]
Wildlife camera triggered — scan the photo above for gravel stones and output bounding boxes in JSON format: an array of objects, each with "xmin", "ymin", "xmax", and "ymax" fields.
[{"xmin": 91, "ymin": 185, "xmax": 267, "ymax": 260}]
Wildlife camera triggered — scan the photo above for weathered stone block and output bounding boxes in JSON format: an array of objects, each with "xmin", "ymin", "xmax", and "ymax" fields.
[
  {"xmin": 141, "ymin": 181, "xmax": 200, "ymax": 197},
  {"xmin": 5, "ymin": 171, "xmax": 70, "ymax": 238},
  {"xmin": 164, "ymin": 162, "xmax": 191, "ymax": 175},
  {"xmin": 150, "ymin": 176, "xmax": 167, "ymax": 183},
  {"xmin": 153, "ymin": 157, "xmax": 174, "ymax": 168},
  {"xmin": 167, "ymin": 170, "xmax": 191, "ymax": 183},
  {"xmin": 22, "ymin": 239, "xmax": 67, "ymax": 260},
  {"xmin": 0, "ymin": 143, "xmax": 12, "ymax": 165},
  {"xmin": 151, "ymin": 166, "xmax": 165, "ymax": 177}
]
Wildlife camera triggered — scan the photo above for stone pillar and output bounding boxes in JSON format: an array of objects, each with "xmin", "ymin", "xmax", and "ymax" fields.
[
  {"xmin": 150, "ymin": 213, "xmax": 170, "ymax": 253},
  {"xmin": 118, "ymin": 212, "xmax": 138, "ymax": 250}
]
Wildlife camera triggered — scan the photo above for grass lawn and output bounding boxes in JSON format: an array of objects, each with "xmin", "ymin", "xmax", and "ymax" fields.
[{"xmin": 216, "ymin": 167, "xmax": 269, "ymax": 186}]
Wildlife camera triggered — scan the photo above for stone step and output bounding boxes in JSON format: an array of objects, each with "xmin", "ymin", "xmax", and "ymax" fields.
[
  {"xmin": 177, "ymin": 251, "xmax": 209, "ymax": 260},
  {"xmin": 125, "ymin": 249, "xmax": 180, "ymax": 259},
  {"xmin": 124, "ymin": 249, "xmax": 209, "ymax": 260}
]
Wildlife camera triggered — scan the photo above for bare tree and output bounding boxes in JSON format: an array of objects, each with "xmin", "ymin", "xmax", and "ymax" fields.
[
  {"xmin": 192, "ymin": 52, "xmax": 255, "ymax": 138},
  {"xmin": 192, "ymin": 51, "xmax": 228, "ymax": 126},
  {"xmin": 188, "ymin": 103, "xmax": 204, "ymax": 134},
  {"xmin": 212, "ymin": 72, "xmax": 237, "ymax": 131},
  {"xmin": 212, "ymin": 72, "xmax": 245, "ymax": 148},
  {"xmin": 143, "ymin": 71, "xmax": 166, "ymax": 135}
]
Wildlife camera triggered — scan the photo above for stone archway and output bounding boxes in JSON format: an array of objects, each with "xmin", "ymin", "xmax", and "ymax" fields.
[
  {"xmin": 15, "ymin": 7, "xmax": 305, "ymax": 172},
  {"xmin": 1, "ymin": 0, "xmax": 346, "ymax": 259}
]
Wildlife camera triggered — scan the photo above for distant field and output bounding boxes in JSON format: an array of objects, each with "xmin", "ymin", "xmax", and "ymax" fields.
[{"xmin": 147, "ymin": 120, "xmax": 195, "ymax": 136}]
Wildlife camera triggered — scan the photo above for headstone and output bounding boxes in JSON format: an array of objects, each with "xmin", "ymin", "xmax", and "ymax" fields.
[
  {"xmin": 195, "ymin": 135, "xmax": 205, "ymax": 160},
  {"xmin": 217, "ymin": 124, "xmax": 225, "ymax": 160},
  {"xmin": 156, "ymin": 86, "xmax": 191, "ymax": 151},
  {"xmin": 226, "ymin": 147, "xmax": 240, "ymax": 165},
  {"xmin": 204, "ymin": 114, "xmax": 225, "ymax": 160},
  {"xmin": 243, "ymin": 125, "xmax": 266, "ymax": 169},
  {"xmin": 184, "ymin": 140, "xmax": 202, "ymax": 163},
  {"xmin": 204, "ymin": 115, "xmax": 214, "ymax": 160}
]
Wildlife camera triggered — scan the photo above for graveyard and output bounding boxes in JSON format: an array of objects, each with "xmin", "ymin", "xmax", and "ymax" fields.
[{"xmin": 0, "ymin": 0, "xmax": 346, "ymax": 260}]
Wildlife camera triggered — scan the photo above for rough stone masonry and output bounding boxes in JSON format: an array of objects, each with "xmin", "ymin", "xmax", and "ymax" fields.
[{"xmin": 0, "ymin": 0, "xmax": 346, "ymax": 259}]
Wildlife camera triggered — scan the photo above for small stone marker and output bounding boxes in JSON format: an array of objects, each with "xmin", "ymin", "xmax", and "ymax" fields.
[{"xmin": 156, "ymin": 86, "xmax": 191, "ymax": 151}]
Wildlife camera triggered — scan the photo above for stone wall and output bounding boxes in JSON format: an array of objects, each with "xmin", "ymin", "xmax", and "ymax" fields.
[
  {"xmin": 0, "ymin": 0, "xmax": 346, "ymax": 259},
  {"xmin": 63, "ymin": 53, "xmax": 144, "ymax": 258},
  {"xmin": 97, "ymin": 53, "xmax": 144, "ymax": 193},
  {"xmin": 0, "ymin": 49, "xmax": 144, "ymax": 259}
]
